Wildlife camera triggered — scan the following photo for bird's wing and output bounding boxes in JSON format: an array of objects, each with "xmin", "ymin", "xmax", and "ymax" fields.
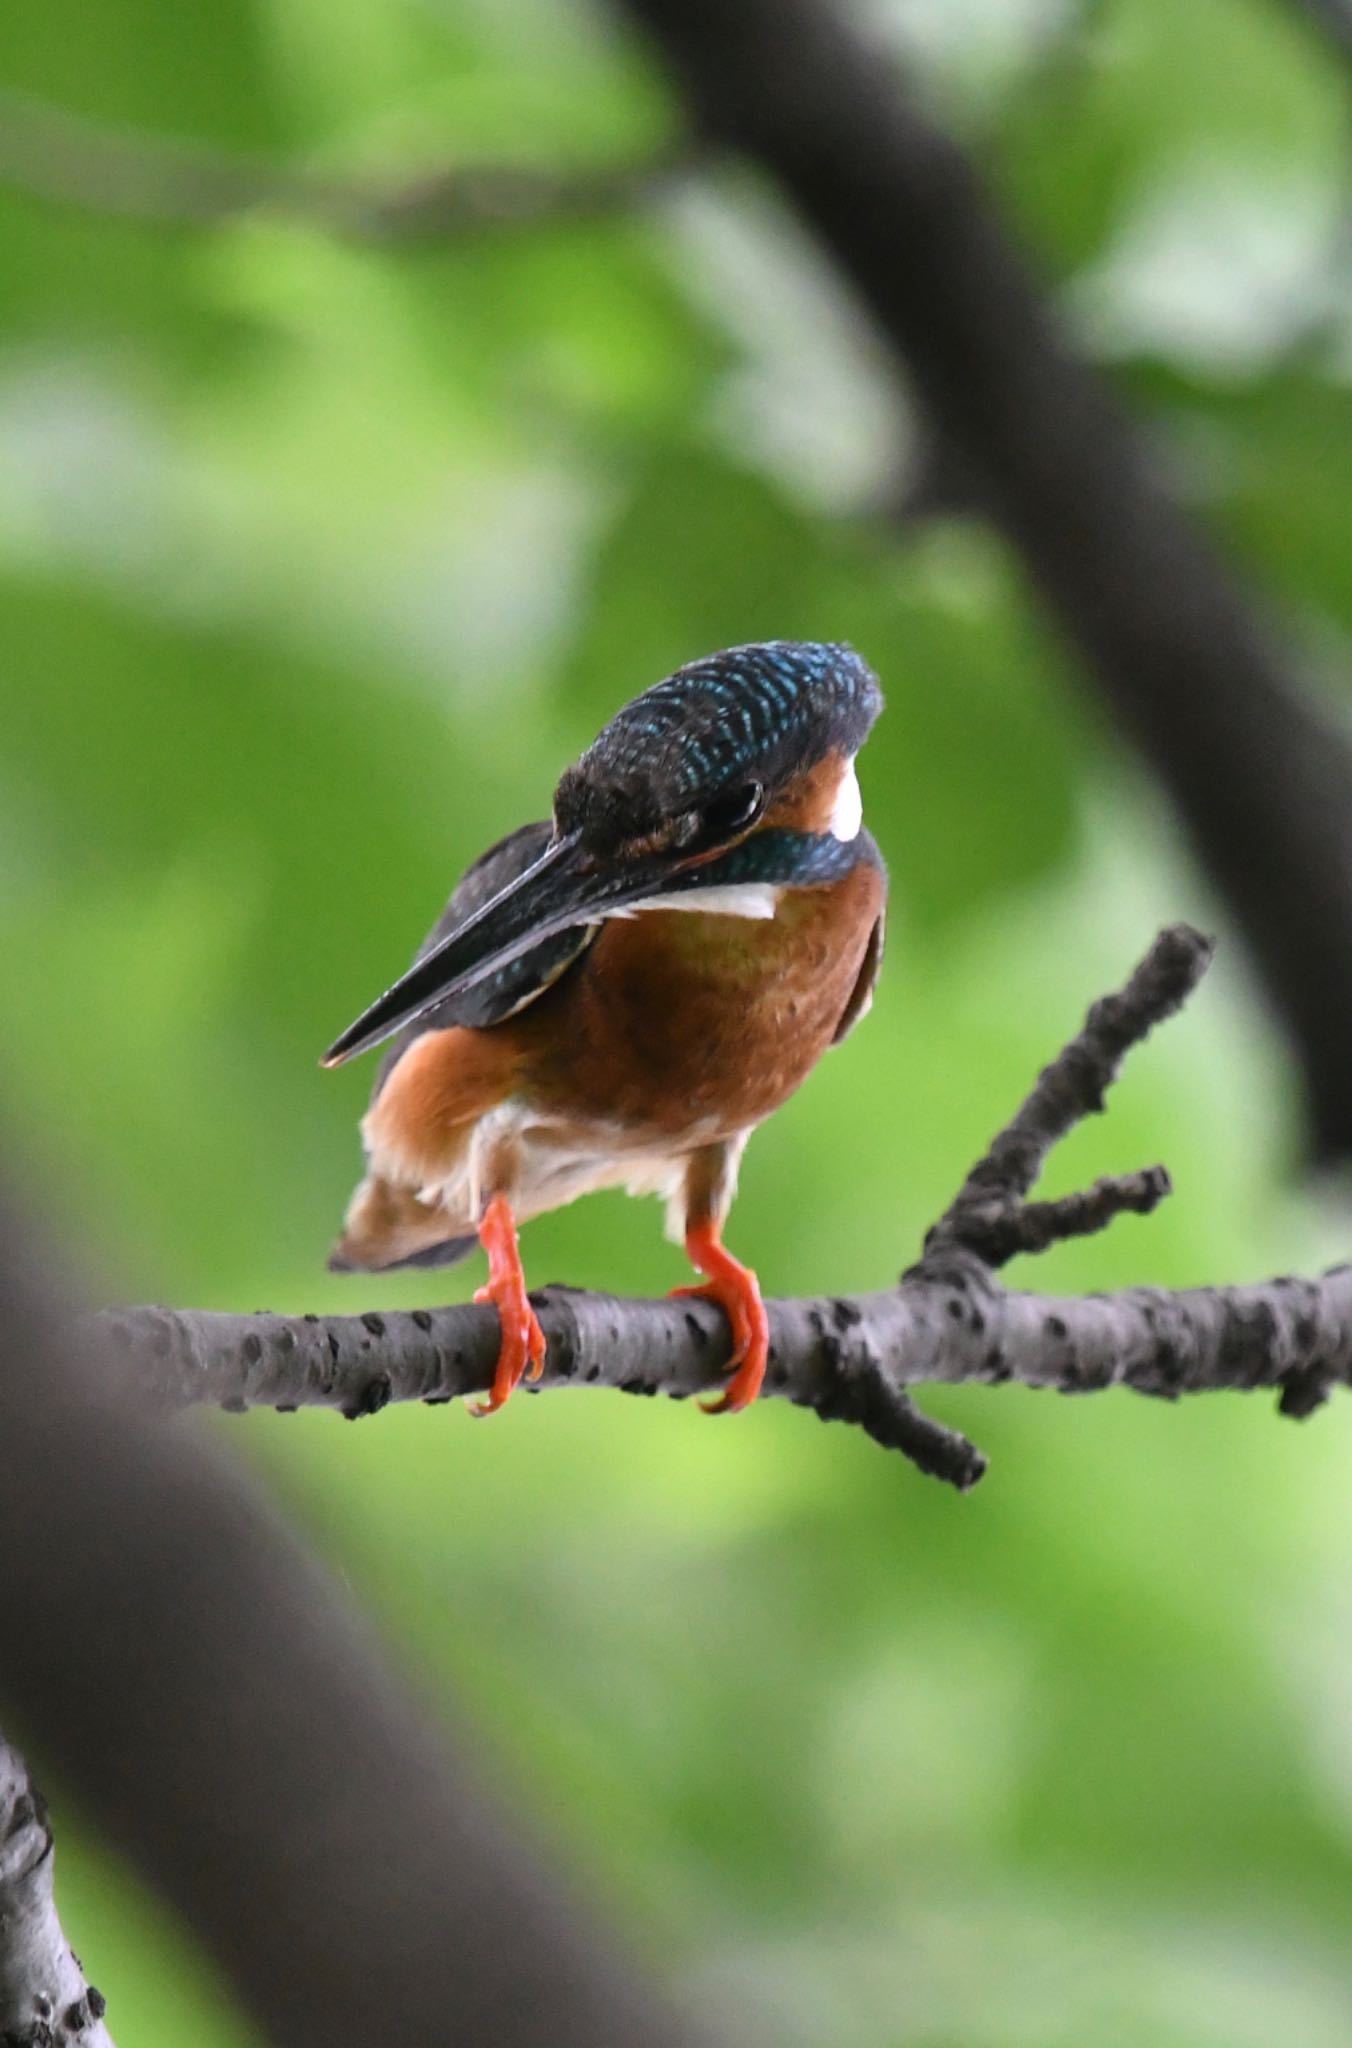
[
  {"xmin": 373, "ymin": 821, "xmax": 597, "ymax": 1094},
  {"xmin": 832, "ymin": 832, "xmax": 887, "ymax": 1046}
]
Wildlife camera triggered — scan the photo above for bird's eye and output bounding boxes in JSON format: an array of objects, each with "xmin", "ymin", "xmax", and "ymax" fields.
[{"xmin": 699, "ymin": 781, "xmax": 765, "ymax": 841}]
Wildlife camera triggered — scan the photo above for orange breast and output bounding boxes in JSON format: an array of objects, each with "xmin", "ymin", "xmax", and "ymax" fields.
[{"xmin": 514, "ymin": 858, "xmax": 884, "ymax": 1145}]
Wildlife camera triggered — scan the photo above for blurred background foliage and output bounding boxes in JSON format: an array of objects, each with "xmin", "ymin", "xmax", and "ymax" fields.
[{"xmin": 3, "ymin": 0, "xmax": 1352, "ymax": 2042}]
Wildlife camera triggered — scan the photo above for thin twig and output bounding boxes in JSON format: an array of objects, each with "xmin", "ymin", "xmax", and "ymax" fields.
[
  {"xmin": 949, "ymin": 927, "xmax": 1210, "ymax": 1208},
  {"xmin": 954, "ymin": 1167, "xmax": 1172, "ymax": 1267},
  {"xmin": 929, "ymin": 924, "xmax": 1212, "ymax": 1262},
  {"xmin": 0, "ymin": 1730, "xmax": 114, "ymax": 2048},
  {"xmin": 97, "ymin": 928, "xmax": 1352, "ymax": 1490},
  {"xmin": 0, "ymin": 87, "xmax": 692, "ymax": 241}
]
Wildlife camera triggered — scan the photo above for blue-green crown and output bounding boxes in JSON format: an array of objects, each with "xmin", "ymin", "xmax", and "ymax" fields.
[{"xmin": 554, "ymin": 640, "xmax": 882, "ymax": 851}]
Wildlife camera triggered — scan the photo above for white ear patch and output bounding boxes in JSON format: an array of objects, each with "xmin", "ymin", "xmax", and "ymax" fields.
[{"xmin": 830, "ymin": 758, "xmax": 863, "ymax": 842}]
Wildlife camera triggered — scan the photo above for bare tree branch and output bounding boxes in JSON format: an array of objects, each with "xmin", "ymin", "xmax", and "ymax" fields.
[
  {"xmin": 0, "ymin": 86, "xmax": 691, "ymax": 241},
  {"xmin": 0, "ymin": 1733, "xmax": 114, "ymax": 2048},
  {"xmin": 611, "ymin": 0, "xmax": 1352, "ymax": 1163},
  {"xmin": 102, "ymin": 1251, "xmax": 1352, "ymax": 1459},
  {"xmin": 99, "ymin": 928, "xmax": 1352, "ymax": 1492}
]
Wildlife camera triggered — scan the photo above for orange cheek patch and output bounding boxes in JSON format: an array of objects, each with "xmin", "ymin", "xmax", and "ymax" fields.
[{"xmin": 762, "ymin": 751, "xmax": 848, "ymax": 835}]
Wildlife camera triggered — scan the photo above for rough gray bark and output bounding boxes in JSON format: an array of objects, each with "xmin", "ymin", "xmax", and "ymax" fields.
[
  {"xmin": 102, "ymin": 929, "xmax": 1352, "ymax": 1492},
  {"xmin": 103, "ymin": 1262, "xmax": 1352, "ymax": 1484},
  {"xmin": 613, "ymin": 0, "xmax": 1352, "ymax": 1161},
  {"xmin": 0, "ymin": 1734, "xmax": 114, "ymax": 2048},
  {"xmin": 0, "ymin": 1212, "xmax": 710, "ymax": 2048}
]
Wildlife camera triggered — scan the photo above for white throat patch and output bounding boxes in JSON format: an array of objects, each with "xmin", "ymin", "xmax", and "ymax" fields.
[
  {"xmin": 830, "ymin": 758, "xmax": 863, "ymax": 842},
  {"xmin": 620, "ymin": 882, "xmax": 781, "ymax": 921}
]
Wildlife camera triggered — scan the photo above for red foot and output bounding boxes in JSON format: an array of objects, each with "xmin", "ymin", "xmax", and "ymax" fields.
[
  {"xmin": 470, "ymin": 1193, "xmax": 546, "ymax": 1417},
  {"xmin": 673, "ymin": 1219, "xmax": 769, "ymax": 1414}
]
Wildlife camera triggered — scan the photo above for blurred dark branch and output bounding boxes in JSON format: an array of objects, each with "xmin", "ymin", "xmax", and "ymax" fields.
[
  {"xmin": 613, "ymin": 0, "xmax": 1352, "ymax": 1162},
  {"xmin": 1283, "ymin": 0, "xmax": 1352, "ymax": 61},
  {"xmin": 105, "ymin": 929, "xmax": 1352, "ymax": 1492},
  {"xmin": 0, "ymin": 1732, "xmax": 114, "ymax": 2048},
  {"xmin": 0, "ymin": 87, "xmax": 691, "ymax": 241},
  {"xmin": 0, "ymin": 1206, "xmax": 708, "ymax": 2048},
  {"xmin": 1278, "ymin": 0, "xmax": 1352, "ymax": 358}
]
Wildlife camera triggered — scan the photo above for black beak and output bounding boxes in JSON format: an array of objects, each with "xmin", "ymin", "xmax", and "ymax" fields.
[{"xmin": 321, "ymin": 830, "xmax": 689, "ymax": 1066}]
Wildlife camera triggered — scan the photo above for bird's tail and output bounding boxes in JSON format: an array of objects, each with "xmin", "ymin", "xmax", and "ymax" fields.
[{"xmin": 328, "ymin": 1174, "xmax": 476, "ymax": 1273}]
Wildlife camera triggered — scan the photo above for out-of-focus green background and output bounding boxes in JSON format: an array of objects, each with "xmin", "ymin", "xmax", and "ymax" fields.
[{"xmin": 4, "ymin": 1, "xmax": 1352, "ymax": 2041}]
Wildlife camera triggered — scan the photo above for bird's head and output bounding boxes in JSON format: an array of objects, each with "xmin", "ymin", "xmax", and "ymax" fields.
[
  {"xmin": 552, "ymin": 639, "xmax": 881, "ymax": 860},
  {"xmin": 323, "ymin": 642, "xmax": 882, "ymax": 1064}
]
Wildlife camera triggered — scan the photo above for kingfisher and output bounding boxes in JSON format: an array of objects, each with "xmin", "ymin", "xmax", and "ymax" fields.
[{"xmin": 323, "ymin": 640, "xmax": 886, "ymax": 1417}]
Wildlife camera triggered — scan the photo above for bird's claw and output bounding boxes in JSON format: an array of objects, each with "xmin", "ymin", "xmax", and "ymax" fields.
[
  {"xmin": 470, "ymin": 1280, "xmax": 546, "ymax": 1415},
  {"xmin": 673, "ymin": 1255, "xmax": 769, "ymax": 1414},
  {"xmin": 470, "ymin": 1194, "xmax": 546, "ymax": 1416}
]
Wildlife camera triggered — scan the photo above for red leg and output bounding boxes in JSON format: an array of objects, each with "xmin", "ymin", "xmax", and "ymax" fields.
[
  {"xmin": 673, "ymin": 1217, "xmax": 769, "ymax": 1414},
  {"xmin": 470, "ymin": 1192, "xmax": 546, "ymax": 1417}
]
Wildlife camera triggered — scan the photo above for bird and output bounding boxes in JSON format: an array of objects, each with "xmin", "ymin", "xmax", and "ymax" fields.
[{"xmin": 322, "ymin": 640, "xmax": 886, "ymax": 1418}]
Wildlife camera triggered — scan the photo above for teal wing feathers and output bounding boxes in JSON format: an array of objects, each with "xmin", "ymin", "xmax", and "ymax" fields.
[{"xmin": 373, "ymin": 821, "xmax": 596, "ymax": 1094}]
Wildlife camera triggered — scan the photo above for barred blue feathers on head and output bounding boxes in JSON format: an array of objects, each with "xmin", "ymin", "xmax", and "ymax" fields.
[{"xmin": 553, "ymin": 641, "xmax": 883, "ymax": 856}]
